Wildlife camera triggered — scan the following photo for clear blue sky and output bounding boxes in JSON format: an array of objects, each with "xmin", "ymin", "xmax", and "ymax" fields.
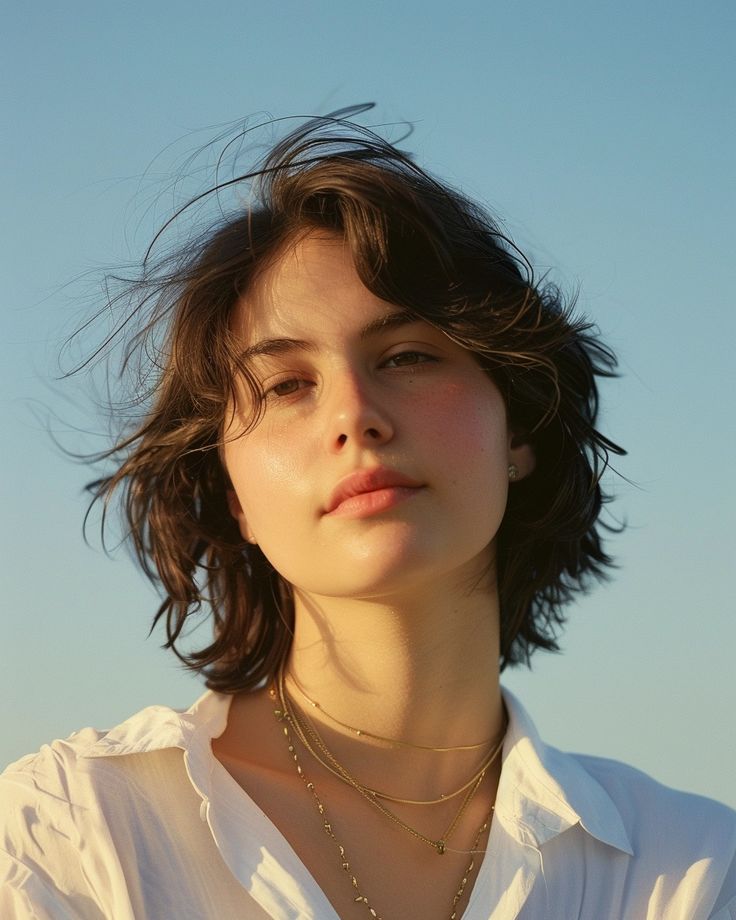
[{"xmin": 2, "ymin": 1, "xmax": 734, "ymax": 806}]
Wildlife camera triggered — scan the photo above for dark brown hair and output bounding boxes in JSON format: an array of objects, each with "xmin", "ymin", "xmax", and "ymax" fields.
[{"xmin": 85, "ymin": 108, "xmax": 624, "ymax": 692}]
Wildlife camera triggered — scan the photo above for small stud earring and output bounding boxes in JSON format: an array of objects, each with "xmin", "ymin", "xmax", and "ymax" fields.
[{"xmin": 508, "ymin": 463, "xmax": 519, "ymax": 482}]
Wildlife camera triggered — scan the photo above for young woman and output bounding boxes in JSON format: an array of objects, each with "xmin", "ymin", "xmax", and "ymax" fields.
[{"xmin": 2, "ymin": 112, "xmax": 734, "ymax": 919}]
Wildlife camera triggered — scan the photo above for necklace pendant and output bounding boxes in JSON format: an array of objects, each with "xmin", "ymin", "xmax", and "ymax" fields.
[{"xmin": 436, "ymin": 839, "xmax": 446, "ymax": 855}]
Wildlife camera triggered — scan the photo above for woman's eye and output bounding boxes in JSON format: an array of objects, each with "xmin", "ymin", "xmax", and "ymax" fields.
[
  {"xmin": 266, "ymin": 378, "xmax": 307, "ymax": 399},
  {"xmin": 384, "ymin": 350, "xmax": 436, "ymax": 368}
]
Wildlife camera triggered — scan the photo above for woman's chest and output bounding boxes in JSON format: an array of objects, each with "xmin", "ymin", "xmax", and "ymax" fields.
[{"xmin": 218, "ymin": 753, "xmax": 494, "ymax": 920}]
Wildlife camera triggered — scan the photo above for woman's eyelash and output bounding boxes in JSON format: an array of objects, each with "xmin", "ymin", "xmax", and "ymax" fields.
[
  {"xmin": 383, "ymin": 350, "xmax": 438, "ymax": 367},
  {"xmin": 265, "ymin": 377, "xmax": 309, "ymax": 398},
  {"xmin": 263, "ymin": 351, "xmax": 438, "ymax": 399}
]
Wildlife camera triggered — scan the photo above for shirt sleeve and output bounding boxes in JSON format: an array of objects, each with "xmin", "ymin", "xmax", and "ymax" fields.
[
  {"xmin": 0, "ymin": 847, "xmax": 106, "ymax": 920},
  {"xmin": 0, "ymin": 744, "xmax": 109, "ymax": 920}
]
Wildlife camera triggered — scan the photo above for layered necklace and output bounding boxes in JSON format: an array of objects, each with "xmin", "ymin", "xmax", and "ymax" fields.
[{"xmin": 271, "ymin": 666, "xmax": 506, "ymax": 919}]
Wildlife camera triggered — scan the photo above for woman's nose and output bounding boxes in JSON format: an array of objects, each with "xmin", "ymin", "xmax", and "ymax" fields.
[{"xmin": 323, "ymin": 370, "xmax": 394, "ymax": 453}]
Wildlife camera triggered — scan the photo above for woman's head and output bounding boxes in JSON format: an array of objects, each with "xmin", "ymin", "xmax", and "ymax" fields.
[
  {"xmin": 222, "ymin": 231, "xmax": 534, "ymax": 607},
  {"xmin": 89, "ymin": 112, "xmax": 623, "ymax": 691}
]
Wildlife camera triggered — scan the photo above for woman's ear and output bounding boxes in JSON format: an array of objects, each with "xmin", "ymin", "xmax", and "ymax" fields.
[
  {"xmin": 507, "ymin": 432, "xmax": 536, "ymax": 482},
  {"xmin": 226, "ymin": 489, "xmax": 258, "ymax": 544}
]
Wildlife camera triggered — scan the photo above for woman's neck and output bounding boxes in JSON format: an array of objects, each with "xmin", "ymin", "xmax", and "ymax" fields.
[
  {"xmin": 288, "ymin": 577, "xmax": 503, "ymax": 754},
  {"xmin": 216, "ymin": 566, "xmax": 506, "ymax": 809}
]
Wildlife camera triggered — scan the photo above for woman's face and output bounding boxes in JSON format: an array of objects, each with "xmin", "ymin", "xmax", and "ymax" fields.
[{"xmin": 223, "ymin": 233, "xmax": 533, "ymax": 602}]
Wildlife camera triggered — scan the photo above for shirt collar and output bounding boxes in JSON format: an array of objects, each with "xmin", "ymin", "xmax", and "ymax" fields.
[
  {"xmin": 82, "ymin": 690, "xmax": 228, "ymax": 760},
  {"xmin": 81, "ymin": 685, "xmax": 633, "ymax": 857},
  {"xmin": 497, "ymin": 688, "xmax": 633, "ymax": 856},
  {"xmin": 81, "ymin": 690, "xmax": 230, "ymax": 807}
]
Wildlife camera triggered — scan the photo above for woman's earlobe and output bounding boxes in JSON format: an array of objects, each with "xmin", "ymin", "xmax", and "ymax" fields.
[
  {"xmin": 226, "ymin": 489, "xmax": 258, "ymax": 544},
  {"xmin": 508, "ymin": 434, "xmax": 536, "ymax": 482},
  {"xmin": 226, "ymin": 489, "xmax": 242, "ymax": 521}
]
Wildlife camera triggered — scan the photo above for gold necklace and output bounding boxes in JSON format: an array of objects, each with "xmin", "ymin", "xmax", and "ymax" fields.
[
  {"xmin": 284, "ymin": 680, "xmax": 504, "ymax": 806},
  {"xmin": 273, "ymin": 674, "xmax": 504, "ymax": 856},
  {"xmin": 286, "ymin": 700, "xmax": 485, "ymax": 853},
  {"xmin": 286, "ymin": 671, "xmax": 494, "ymax": 752},
  {"xmin": 274, "ymin": 700, "xmax": 493, "ymax": 920}
]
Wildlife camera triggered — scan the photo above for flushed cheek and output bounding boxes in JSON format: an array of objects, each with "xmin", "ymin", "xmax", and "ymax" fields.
[
  {"xmin": 423, "ymin": 384, "xmax": 508, "ymax": 458},
  {"xmin": 426, "ymin": 386, "xmax": 511, "ymax": 525}
]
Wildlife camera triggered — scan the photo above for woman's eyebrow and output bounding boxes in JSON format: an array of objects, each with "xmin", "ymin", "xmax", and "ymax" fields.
[
  {"xmin": 239, "ymin": 337, "xmax": 316, "ymax": 361},
  {"xmin": 239, "ymin": 309, "xmax": 421, "ymax": 361},
  {"xmin": 359, "ymin": 308, "xmax": 420, "ymax": 339}
]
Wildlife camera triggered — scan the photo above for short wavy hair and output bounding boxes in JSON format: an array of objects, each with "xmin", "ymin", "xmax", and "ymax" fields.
[{"xmin": 86, "ymin": 108, "xmax": 624, "ymax": 692}]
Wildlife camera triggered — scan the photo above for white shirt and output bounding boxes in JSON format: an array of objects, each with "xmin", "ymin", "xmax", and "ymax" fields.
[{"xmin": 1, "ymin": 689, "xmax": 734, "ymax": 919}]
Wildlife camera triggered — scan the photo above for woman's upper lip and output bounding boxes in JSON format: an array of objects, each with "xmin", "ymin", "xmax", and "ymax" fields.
[{"xmin": 324, "ymin": 467, "xmax": 424, "ymax": 514}]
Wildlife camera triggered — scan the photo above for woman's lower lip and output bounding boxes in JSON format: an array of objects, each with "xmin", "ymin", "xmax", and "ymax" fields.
[{"xmin": 327, "ymin": 486, "xmax": 422, "ymax": 518}]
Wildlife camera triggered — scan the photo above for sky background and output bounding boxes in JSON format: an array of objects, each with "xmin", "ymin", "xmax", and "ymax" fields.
[{"xmin": 2, "ymin": 2, "xmax": 734, "ymax": 807}]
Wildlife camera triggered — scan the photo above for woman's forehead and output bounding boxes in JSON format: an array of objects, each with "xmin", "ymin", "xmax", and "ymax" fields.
[{"xmin": 232, "ymin": 232, "xmax": 390, "ymax": 345}]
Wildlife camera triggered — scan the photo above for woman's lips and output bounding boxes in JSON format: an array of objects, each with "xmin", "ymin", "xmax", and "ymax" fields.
[
  {"xmin": 326, "ymin": 485, "xmax": 423, "ymax": 518},
  {"xmin": 324, "ymin": 467, "xmax": 424, "ymax": 516}
]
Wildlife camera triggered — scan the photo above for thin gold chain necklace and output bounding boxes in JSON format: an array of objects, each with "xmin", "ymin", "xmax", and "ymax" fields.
[
  {"xmin": 273, "ymin": 696, "xmax": 493, "ymax": 920},
  {"xmin": 286, "ymin": 699, "xmax": 485, "ymax": 853},
  {"xmin": 283, "ymin": 679, "xmax": 504, "ymax": 806},
  {"xmin": 286, "ymin": 671, "xmax": 494, "ymax": 752},
  {"xmin": 273, "ymin": 674, "xmax": 504, "ymax": 856}
]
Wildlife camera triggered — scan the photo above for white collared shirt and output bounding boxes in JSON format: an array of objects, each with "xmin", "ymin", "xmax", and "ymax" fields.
[{"xmin": 1, "ymin": 689, "xmax": 734, "ymax": 919}]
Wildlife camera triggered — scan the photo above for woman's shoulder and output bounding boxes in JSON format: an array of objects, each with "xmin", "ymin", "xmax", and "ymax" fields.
[
  {"xmin": 0, "ymin": 707, "xmax": 171, "ymax": 844},
  {"xmin": 504, "ymin": 689, "xmax": 736, "ymax": 844},
  {"xmin": 1, "ymin": 724, "xmax": 111, "ymax": 821},
  {"xmin": 0, "ymin": 725, "xmax": 115, "ymax": 919},
  {"xmin": 0, "ymin": 695, "xmax": 230, "ymax": 918},
  {"xmin": 501, "ymin": 701, "xmax": 735, "ymax": 917},
  {"xmin": 500, "ymin": 689, "xmax": 736, "ymax": 916},
  {"xmin": 1, "ymin": 703, "xmax": 182, "ymax": 800},
  {"xmin": 573, "ymin": 750, "xmax": 736, "ymax": 846},
  {"xmin": 0, "ymin": 692, "xmax": 228, "ymax": 809},
  {"xmin": 572, "ymin": 752, "xmax": 736, "ymax": 917}
]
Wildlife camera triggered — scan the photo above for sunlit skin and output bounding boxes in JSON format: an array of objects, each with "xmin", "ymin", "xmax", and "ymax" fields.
[
  {"xmin": 216, "ymin": 233, "xmax": 535, "ymax": 919},
  {"xmin": 226, "ymin": 241, "xmax": 526, "ymax": 585}
]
